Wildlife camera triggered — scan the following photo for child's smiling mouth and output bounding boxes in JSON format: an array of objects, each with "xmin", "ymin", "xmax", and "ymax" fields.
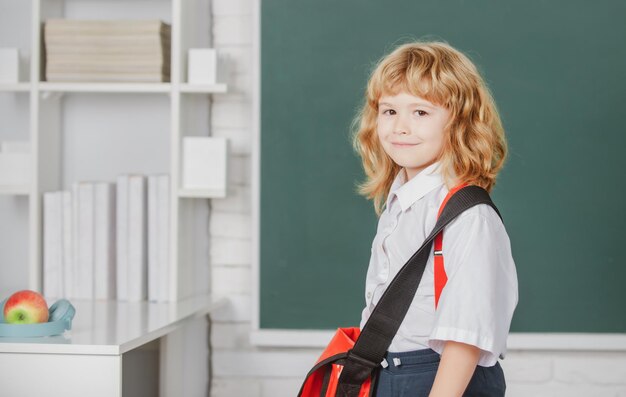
[{"xmin": 392, "ymin": 142, "xmax": 419, "ymax": 147}]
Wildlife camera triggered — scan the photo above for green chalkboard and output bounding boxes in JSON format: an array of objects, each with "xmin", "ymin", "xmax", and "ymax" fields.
[{"xmin": 260, "ymin": 0, "xmax": 626, "ymax": 332}]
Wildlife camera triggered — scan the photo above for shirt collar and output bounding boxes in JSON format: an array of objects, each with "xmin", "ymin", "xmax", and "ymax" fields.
[{"xmin": 387, "ymin": 161, "xmax": 444, "ymax": 212}]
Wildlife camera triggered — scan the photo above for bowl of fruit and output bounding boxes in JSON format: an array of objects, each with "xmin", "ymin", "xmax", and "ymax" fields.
[{"xmin": 0, "ymin": 290, "xmax": 75, "ymax": 337}]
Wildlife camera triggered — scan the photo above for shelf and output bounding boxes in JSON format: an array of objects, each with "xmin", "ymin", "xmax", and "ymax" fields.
[
  {"xmin": 178, "ymin": 187, "xmax": 227, "ymax": 198},
  {"xmin": 1, "ymin": 83, "xmax": 228, "ymax": 94},
  {"xmin": 0, "ymin": 83, "xmax": 30, "ymax": 92},
  {"xmin": 179, "ymin": 83, "xmax": 228, "ymax": 94},
  {"xmin": 0, "ymin": 294, "xmax": 228, "ymax": 356},
  {"xmin": 38, "ymin": 82, "xmax": 172, "ymax": 94},
  {"xmin": 0, "ymin": 185, "xmax": 30, "ymax": 196},
  {"xmin": 36, "ymin": 83, "xmax": 228, "ymax": 94}
]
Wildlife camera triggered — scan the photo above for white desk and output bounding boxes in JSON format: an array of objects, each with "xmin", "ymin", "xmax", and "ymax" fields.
[{"xmin": 0, "ymin": 295, "xmax": 227, "ymax": 397}]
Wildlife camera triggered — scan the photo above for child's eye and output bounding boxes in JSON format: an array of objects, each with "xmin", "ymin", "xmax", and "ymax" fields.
[
  {"xmin": 381, "ymin": 109, "xmax": 395, "ymax": 115},
  {"xmin": 416, "ymin": 110, "xmax": 428, "ymax": 116}
]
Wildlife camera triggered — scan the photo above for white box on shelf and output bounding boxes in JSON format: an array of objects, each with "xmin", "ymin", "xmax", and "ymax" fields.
[
  {"xmin": 0, "ymin": 48, "xmax": 20, "ymax": 83},
  {"xmin": 187, "ymin": 48, "xmax": 228, "ymax": 84},
  {"xmin": 182, "ymin": 137, "xmax": 228, "ymax": 191},
  {"xmin": 0, "ymin": 140, "xmax": 30, "ymax": 186}
]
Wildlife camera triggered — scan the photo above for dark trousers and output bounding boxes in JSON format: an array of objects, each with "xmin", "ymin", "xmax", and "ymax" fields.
[{"xmin": 373, "ymin": 349, "xmax": 506, "ymax": 397}]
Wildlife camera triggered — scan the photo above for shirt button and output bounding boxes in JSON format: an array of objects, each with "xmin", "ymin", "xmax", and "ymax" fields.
[{"xmin": 367, "ymin": 292, "xmax": 372, "ymax": 299}]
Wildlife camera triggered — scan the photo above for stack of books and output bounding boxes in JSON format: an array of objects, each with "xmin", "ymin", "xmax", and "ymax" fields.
[
  {"xmin": 43, "ymin": 182, "xmax": 116, "ymax": 300},
  {"xmin": 43, "ymin": 174, "xmax": 171, "ymax": 302},
  {"xmin": 116, "ymin": 174, "xmax": 171, "ymax": 302},
  {"xmin": 43, "ymin": 19, "xmax": 171, "ymax": 83}
]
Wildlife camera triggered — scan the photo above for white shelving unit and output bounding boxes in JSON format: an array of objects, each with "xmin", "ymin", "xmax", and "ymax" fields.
[
  {"xmin": 0, "ymin": 0, "xmax": 226, "ymax": 303},
  {"xmin": 179, "ymin": 83, "xmax": 228, "ymax": 94},
  {"xmin": 178, "ymin": 187, "xmax": 226, "ymax": 199},
  {"xmin": 1, "ymin": 0, "xmax": 225, "ymax": 395},
  {"xmin": 0, "ymin": 83, "xmax": 31, "ymax": 92},
  {"xmin": 0, "ymin": 186, "xmax": 30, "ymax": 196},
  {"xmin": 38, "ymin": 82, "xmax": 173, "ymax": 93}
]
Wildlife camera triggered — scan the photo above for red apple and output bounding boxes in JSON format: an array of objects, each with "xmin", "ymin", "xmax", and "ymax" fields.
[{"xmin": 3, "ymin": 290, "xmax": 49, "ymax": 324}]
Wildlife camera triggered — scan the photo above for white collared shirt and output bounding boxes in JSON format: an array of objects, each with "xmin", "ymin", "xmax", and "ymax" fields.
[{"xmin": 359, "ymin": 161, "xmax": 518, "ymax": 367}]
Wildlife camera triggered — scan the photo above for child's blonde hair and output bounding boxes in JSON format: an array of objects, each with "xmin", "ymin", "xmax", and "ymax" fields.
[{"xmin": 352, "ymin": 40, "xmax": 507, "ymax": 216}]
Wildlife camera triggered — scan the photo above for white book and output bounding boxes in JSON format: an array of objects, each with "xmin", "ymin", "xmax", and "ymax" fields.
[
  {"xmin": 70, "ymin": 184, "xmax": 80, "ymax": 299},
  {"xmin": 47, "ymin": 61, "xmax": 170, "ymax": 73},
  {"xmin": 94, "ymin": 182, "xmax": 116, "ymax": 300},
  {"xmin": 44, "ymin": 19, "xmax": 171, "ymax": 35},
  {"xmin": 157, "ymin": 174, "xmax": 170, "ymax": 302},
  {"xmin": 46, "ymin": 54, "xmax": 168, "ymax": 64},
  {"xmin": 44, "ymin": 35, "xmax": 170, "ymax": 47},
  {"xmin": 147, "ymin": 175, "xmax": 158, "ymax": 302},
  {"xmin": 116, "ymin": 175, "xmax": 129, "ymax": 301},
  {"xmin": 62, "ymin": 191, "xmax": 73, "ymax": 299},
  {"xmin": 45, "ymin": 45, "xmax": 170, "ymax": 56},
  {"xmin": 128, "ymin": 175, "xmax": 147, "ymax": 301},
  {"xmin": 43, "ymin": 192, "xmax": 63, "ymax": 299},
  {"xmin": 77, "ymin": 182, "xmax": 95, "ymax": 300},
  {"xmin": 45, "ymin": 71, "xmax": 169, "ymax": 83}
]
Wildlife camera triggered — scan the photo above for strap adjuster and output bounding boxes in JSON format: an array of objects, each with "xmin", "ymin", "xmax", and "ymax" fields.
[
  {"xmin": 434, "ymin": 250, "xmax": 443, "ymax": 256},
  {"xmin": 346, "ymin": 349, "xmax": 380, "ymax": 369}
]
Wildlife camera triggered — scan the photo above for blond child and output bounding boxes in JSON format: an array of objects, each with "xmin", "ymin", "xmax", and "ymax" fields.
[{"xmin": 353, "ymin": 40, "xmax": 518, "ymax": 397}]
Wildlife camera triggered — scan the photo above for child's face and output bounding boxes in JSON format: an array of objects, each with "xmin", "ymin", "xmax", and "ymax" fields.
[{"xmin": 376, "ymin": 91, "xmax": 451, "ymax": 181}]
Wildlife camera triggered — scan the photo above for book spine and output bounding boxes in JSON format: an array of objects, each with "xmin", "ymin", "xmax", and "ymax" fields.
[
  {"xmin": 147, "ymin": 175, "xmax": 158, "ymax": 302},
  {"xmin": 43, "ymin": 192, "xmax": 62, "ymax": 299},
  {"xmin": 46, "ymin": 64, "xmax": 171, "ymax": 74},
  {"xmin": 70, "ymin": 183, "xmax": 80, "ymax": 299},
  {"xmin": 62, "ymin": 191, "xmax": 73, "ymax": 299},
  {"xmin": 94, "ymin": 183, "xmax": 116, "ymax": 300},
  {"xmin": 116, "ymin": 175, "xmax": 129, "ymax": 301},
  {"xmin": 44, "ymin": 36, "xmax": 171, "ymax": 47},
  {"xmin": 45, "ymin": 44, "xmax": 170, "ymax": 56},
  {"xmin": 45, "ymin": 73, "xmax": 170, "ymax": 83},
  {"xmin": 157, "ymin": 175, "xmax": 170, "ymax": 302},
  {"xmin": 128, "ymin": 175, "xmax": 147, "ymax": 301},
  {"xmin": 108, "ymin": 183, "xmax": 117, "ymax": 299},
  {"xmin": 44, "ymin": 19, "xmax": 171, "ymax": 34},
  {"xmin": 77, "ymin": 183, "xmax": 95, "ymax": 300},
  {"xmin": 56, "ymin": 192, "xmax": 65, "ymax": 298}
]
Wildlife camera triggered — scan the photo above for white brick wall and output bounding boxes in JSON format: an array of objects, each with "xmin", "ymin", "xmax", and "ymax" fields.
[
  {"xmin": 502, "ymin": 351, "xmax": 626, "ymax": 397},
  {"xmin": 208, "ymin": 1, "xmax": 626, "ymax": 396}
]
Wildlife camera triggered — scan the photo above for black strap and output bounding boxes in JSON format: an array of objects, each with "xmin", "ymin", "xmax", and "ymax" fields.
[{"xmin": 336, "ymin": 185, "xmax": 502, "ymax": 396}]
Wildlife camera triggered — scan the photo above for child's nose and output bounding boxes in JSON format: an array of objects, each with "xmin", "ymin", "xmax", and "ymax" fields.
[{"xmin": 392, "ymin": 114, "xmax": 411, "ymax": 135}]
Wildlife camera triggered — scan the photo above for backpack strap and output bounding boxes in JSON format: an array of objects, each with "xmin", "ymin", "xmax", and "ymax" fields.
[{"xmin": 434, "ymin": 182, "xmax": 469, "ymax": 308}]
